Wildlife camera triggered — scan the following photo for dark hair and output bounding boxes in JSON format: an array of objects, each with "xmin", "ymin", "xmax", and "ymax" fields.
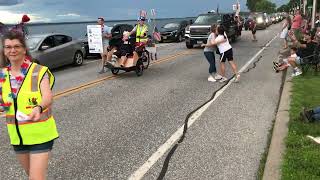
[
  {"xmin": 290, "ymin": 47, "xmax": 297, "ymax": 52},
  {"xmin": 98, "ymin": 17, "xmax": 104, "ymax": 21},
  {"xmin": 2, "ymin": 30, "xmax": 26, "ymax": 48},
  {"xmin": 217, "ymin": 26, "xmax": 226, "ymax": 39},
  {"xmin": 286, "ymin": 16, "xmax": 292, "ymax": 25},
  {"xmin": 211, "ymin": 24, "xmax": 217, "ymax": 32}
]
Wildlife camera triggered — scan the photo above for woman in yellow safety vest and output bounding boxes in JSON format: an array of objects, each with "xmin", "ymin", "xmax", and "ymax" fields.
[{"xmin": 0, "ymin": 31, "xmax": 58, "ymax": 179}]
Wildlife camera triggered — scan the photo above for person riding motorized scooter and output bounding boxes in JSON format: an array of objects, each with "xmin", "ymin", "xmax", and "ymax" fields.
[
  {"xmin": 129, "ymin": 16, "xmax": 148, "ymax": 43},
  {"xmin": 129, "ymin": 17, "xmax": 149, "ymax": 60},
  {"xmin": 114, "ymin": 31, "xmax": 134, "ymax": 67}
]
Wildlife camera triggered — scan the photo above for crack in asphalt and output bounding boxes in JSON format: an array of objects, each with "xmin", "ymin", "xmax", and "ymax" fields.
[{"xmin": 156, "ymin": 47, "xmax": 267, "ymax": 180}]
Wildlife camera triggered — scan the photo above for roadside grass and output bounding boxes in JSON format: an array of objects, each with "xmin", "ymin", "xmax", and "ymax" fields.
[{"xmin": 282, "ymin": 72, "xmax": 320, "ymax": 180}]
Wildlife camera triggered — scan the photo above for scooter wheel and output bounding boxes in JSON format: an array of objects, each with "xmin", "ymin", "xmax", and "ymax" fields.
[{"xmin": 111, "ymin": 68, "xmax": 119, "ymax": 75}]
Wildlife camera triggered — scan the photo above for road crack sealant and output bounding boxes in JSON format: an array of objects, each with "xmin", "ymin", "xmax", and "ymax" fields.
[
  {"xmin": 156, "ymin": 45, "xmax": 271, "ymax": 180},
  {"xmin": 128, "ymin": 34, "xmax": 279, "ymax": 180}
]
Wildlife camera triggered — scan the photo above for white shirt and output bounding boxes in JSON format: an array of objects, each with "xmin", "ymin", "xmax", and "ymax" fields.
[{"xmin": 216, "ymin": 34, "xmax": 232, "ymax": 53}]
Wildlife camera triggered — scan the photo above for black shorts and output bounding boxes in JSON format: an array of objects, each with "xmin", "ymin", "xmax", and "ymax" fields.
[
  {"xmin": 13, "ymin": 140, "xmax": 54, "ymax": 154},
  {"xmin": 220, "ymin": 48, "xmax": 233, "ymax": 62},
  {"xmin": 114, "ymin": 44, "xmax": 133, "ymax": 57}
]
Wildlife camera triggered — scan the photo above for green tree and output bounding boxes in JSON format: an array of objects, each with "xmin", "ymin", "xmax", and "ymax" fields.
[
  {"xmin": 277, "ymin": 4, "xmax": 290, "ymax": 12},
  {"xmin": 246, "ymin": 0, "xmax": 262, "ymax": 12},
  {"xmin": 256, "ymin": 0, "xmax": 277, "ymax": 13}
]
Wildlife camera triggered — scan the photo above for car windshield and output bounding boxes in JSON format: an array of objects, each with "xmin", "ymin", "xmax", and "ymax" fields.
[
  {"xmin": 163, "ymin": 23, "xmax": 179, "ymax": 29},
  {"xmin": 26, "ymin": 36, "xmax": 43, "ymax": 50},
  {"xmin": 194, "ymin": 15, "xmax": 221, "ymax": 25}
]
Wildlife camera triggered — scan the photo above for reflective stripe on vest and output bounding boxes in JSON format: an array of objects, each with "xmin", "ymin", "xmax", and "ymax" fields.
[
  {"xmin": 136, "ymin": 25, "xmax": 148, "ymax": 43},
  {"xmin": 6, "ymin": 108, "xmax": 52, "ymax": 125},
  {"xmin": 31, "ymin": 64, "xmax": 43, "ymax": 92}
]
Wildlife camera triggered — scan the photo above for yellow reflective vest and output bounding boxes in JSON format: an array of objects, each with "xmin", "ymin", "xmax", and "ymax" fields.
[
  {"xmin": 1, "ymin": 63, "xmax": 59, "ymax": 145},
  {"xmin": 136, "ymin": 24, "xmax": 148, "ymax": 43}
]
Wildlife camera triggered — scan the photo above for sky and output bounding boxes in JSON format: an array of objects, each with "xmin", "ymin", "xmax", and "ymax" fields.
[{"xmin": 0, "ymin": 0, "xmax": 288, "ymax": 24}]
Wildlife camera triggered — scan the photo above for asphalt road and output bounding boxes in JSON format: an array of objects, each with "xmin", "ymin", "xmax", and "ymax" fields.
[{"xmin": 0, "ymin": 23, "xmax": 284, "ymax": 180}]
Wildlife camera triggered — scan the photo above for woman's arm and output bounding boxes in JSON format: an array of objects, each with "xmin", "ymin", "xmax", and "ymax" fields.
[
  {"xmin": 28, "ymin": 75, "xmax": 53, "ymax": 121},
  {"xmin": 210, "ymin": 36, "xmax": 227, "ymax": 45}
]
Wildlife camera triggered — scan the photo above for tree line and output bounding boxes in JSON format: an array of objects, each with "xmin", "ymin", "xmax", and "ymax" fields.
[{"xmin": 246, "ymin": 0, "xmax": 277, "ymax": 13}]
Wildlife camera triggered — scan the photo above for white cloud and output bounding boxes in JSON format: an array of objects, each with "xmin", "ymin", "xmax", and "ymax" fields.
[
  {"xmin": 57, "ymin": 13, "xmax": 81, "ymax": 17},
  {"xmin": 0, "ymin": 10, "xmax": 51, "ymax": 23}
]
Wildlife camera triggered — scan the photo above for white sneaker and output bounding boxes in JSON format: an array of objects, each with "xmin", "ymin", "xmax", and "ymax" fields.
[
  {"xmin": 234, "ymin": 74, "xmax": 240, "ymax": 83},
  {"xmin": 291, "ymin": 71, "xmax": 302, "ymax": 77},
  {"xmin": 214, "ymin": 74, "xmax": 223, "ymax": 80},
  {"xmin": 295, "ymin": 71, "xmax": 302, "ymax": 76},
  {"xmin": 208, "ymin": 75, "xmax": 216, "ymax": 82},
  {"xmin": 219, "ymin": 77, "xmax": 228, "ymax": 83}
]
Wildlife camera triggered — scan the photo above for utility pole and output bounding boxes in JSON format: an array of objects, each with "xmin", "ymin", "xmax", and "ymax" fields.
[
  {"xmin": 311, "ymin": 0, "xmax": 317, "ymax": 28},
  {"xmin": 303, "ymin": 0, "xmax": 307, "ymax": 15}
]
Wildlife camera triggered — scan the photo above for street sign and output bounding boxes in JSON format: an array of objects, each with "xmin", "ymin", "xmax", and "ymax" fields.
[{"xmin": 87, "ymin": 25, "xmax": 103, "ymax": 54}]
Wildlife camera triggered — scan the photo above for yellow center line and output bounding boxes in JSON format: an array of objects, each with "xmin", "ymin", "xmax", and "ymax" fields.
[{"xmin": 54, "ymin": 50, "xmax": 193, "ymax": 99}]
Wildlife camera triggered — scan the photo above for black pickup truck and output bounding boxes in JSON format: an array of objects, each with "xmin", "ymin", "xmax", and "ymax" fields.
[{"xmin": 185, "ymin": 12, "xmax": 239, "ymax": 49}]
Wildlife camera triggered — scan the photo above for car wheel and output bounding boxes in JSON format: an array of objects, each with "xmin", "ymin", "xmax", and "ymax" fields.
[
  {"xmin": 186, "ymin": 43, "xmax": 193, "ymax": 49},
  {"xmin": 177, "ymin": 34, "xmax": 183, "ymax": 42},
  {"xmin": 73, "ymin": 51, "xmax": 84, "ymax": 66}
]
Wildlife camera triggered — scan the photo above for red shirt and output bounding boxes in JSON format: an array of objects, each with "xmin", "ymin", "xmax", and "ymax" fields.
[{"xmin": 292, "ymin": 15, "xmax": 302, "ymax": 29}]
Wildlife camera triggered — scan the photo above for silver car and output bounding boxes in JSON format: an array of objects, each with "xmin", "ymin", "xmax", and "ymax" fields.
[{"xmin": 26, "ymin": 33, "xmax": 85, "ymax": 69}]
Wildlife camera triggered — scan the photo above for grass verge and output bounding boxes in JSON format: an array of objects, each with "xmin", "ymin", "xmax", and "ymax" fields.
[{"xmin": 281, "ymin": 72, "xmax": 320, "ymax": 180}]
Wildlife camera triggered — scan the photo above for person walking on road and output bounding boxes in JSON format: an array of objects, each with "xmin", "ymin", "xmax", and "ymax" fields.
[
  {"xmin": 97, "ymin": 17, "xmax": 112, "ymax": 74},
  {"xmin": 210, "ymin": 25, "xmax": 240, "ymax": 83},
  {"xmin": 201, "ymin": 24, "xmax": 218, "ymax": 82},
  {"xmin": 0, "ymin": 31, "xmax": 59, "ymax": 180},
  {"xmin": 280, "ymin": 16, "xmax": 291, "ymax": 49},
  {"xmin": 249, "ymin": 17, "xmax": 257, "ymax": 42}
]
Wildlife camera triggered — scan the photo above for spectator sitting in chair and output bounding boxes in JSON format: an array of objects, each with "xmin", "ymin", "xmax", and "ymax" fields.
[
  {"xmin": 274, "ymin": 31, "xmax": 317, "ymax": 76},
  {"xmin": 273, "ymin": 47, "xmax": 300, "ymax": 74},
  {"xmin": 313, "ymin": 27, "xmax": 320, "ymax": 44}
]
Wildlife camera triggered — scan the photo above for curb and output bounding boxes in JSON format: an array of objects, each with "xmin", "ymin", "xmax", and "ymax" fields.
[{"xmin": 262, "ymin": 69, "xmax": 292, "ymax": 180}]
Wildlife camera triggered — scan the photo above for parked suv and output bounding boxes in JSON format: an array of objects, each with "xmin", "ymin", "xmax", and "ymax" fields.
[{"xmin": 185, "ymin": 12, "xmax": 239, "ymax": 49}]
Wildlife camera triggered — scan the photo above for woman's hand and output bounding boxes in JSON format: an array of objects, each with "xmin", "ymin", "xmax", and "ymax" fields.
[
  {"xmin": 28, "ymin": 106, "xmax": 41, "ymax": 121},
  {"xmin": 201, "ymin": 44, "xmax": 206, "ymax": 47}
]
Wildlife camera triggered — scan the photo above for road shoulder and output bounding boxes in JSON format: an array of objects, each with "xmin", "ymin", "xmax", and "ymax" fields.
[{"xmin": 262, "ymin": 68, "xmax": 291, "ymax": 179}]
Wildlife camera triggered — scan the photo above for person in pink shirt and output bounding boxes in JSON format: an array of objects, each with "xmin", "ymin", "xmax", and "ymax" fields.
[{"xmin": 291, "ymin": 10, "xmax": 303, "ymax": 41}]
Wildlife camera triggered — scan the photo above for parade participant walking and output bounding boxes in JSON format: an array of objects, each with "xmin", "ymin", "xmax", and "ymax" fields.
[
  {"xmin": 97, "ymin": 17, "xmax": 112, "ymax": 74},
  {"xmin": 280, "ymin": 16, "xmax": 291, "ymax": 49},
  {"xmin": 0, "ymin": 31, "xmax": 59, "ymax": 180},
  {"xmin": 201, "ymin": 24, "xmax": 218, "ymax": 82},
  {"xmin": 249, "ymin": 17, "xmax": 257, "ymax": 41},
  {"xmin": 210, "ymin": 25, "xmax": 240, "ymax": 83}
]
